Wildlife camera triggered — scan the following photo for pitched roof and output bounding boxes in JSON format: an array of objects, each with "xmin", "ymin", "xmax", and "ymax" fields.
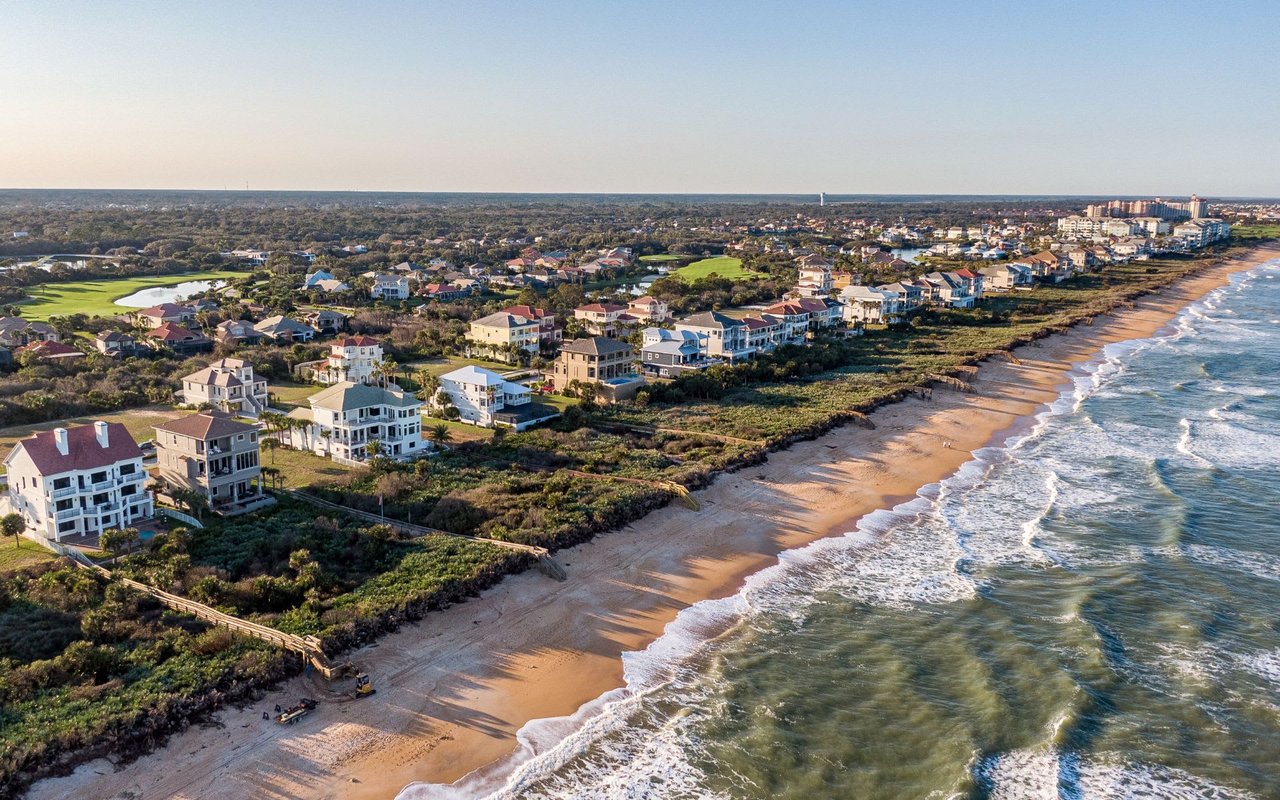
[
  {"xmin": 500, "ymin": 305, "xmax": 551, "ymax": 320},
  {"xmin": 183, "ymin": 366, "xmax": 243, "ymax": 387},
  {"xmin": 7, "ymin": 422, "xmax": 142, "ymax": 475},
  {"xmin": 680, "ymin": 311, "xmax": 744, "ymax": 329},
  {"xmin": 440, "ymin": 365, "xmax": 516, "ymax": 388},
  {"xmin": 576, "ymin": 303, "xmax": 627, "ymax": 314},
  {"xmin": 155, "ymin": 410, "xmax": 259, "ymax": 440},
  {"xmin": 560, "ymin": 337, "xmax": 633, "ymax": 357},
  {"xmin": 308, "ymin": 381, "xmax": 421, "ymax": 412},
  {"xmin": 18, "ymin": 340, "xmax": 83, "ymax": 358},
  {"xmin": 473, "ymin": 311, "xmax": 534, "ymax": 329},
  {"xmin": 334, "ymin": 336, "xmax": 381, "ymax": 348},
  {"xmin": 147, "ymin": 321, "xmax": 205, "ymax": 342},
  {"xmin": 137, "ymin": 302, "xmax": 190, "ymax": 318}
]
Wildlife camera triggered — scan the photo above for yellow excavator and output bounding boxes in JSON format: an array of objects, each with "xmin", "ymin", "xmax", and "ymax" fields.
[{"xmin": 353, "ymin": 672, "xmax": 376, "ymax": 699}]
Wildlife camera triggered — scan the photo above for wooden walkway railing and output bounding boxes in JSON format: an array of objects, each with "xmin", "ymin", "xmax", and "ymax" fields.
[
  {"xmin": 280, "ymin": 489, "xmax": 567, "ymax": 579},
  {"xmin": 35, "ymin": 536, "xmax": 352, "ymax": 678}
]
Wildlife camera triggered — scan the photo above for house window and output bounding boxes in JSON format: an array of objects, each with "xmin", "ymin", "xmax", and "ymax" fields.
[
  {"xmin": 58, "ymin": 521, "xmax": 76, "ymax": 533},
  {"xmin": 52, "ymin": 476, "xmax": 71, "ymax": 490}
]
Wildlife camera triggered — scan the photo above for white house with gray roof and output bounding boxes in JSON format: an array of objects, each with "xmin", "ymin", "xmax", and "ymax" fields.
[{"xmin": 284, "ymin": 381, "xmax": 425, "ymax": 463}]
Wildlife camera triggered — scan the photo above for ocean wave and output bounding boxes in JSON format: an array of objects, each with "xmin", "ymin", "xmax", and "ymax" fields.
[
  {"xmin": 977, "ymin": 750, "xmax": 1258, "ymax": 800},
  {"xmin": 398, "ymin": 260, "xmax": 1280, "ymax": 799}
]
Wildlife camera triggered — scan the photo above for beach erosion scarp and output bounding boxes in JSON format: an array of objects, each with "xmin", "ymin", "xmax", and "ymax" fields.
[{"xmin": 24, "ymin": 243, "xmax": 1280, "ymax": 800}]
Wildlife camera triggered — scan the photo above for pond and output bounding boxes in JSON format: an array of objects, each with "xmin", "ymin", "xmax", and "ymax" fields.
[
  {"xmin": 890, "ymin": 247, "xmax": 926, "ymax": 264},
  {"xmin": 114, "ymin": 280, "xmax": 224, "ymax": 308}
]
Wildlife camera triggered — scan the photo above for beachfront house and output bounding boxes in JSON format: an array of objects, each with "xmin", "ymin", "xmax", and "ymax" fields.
[
  {"xmin": 153, "ymin": 411, "xmax": 273, "ymax": 516},
  {"xmin": 284, "ymin": 382, "xmax": 425, "ymax": 463},
  {"xmin": 4, "ymin": 422, "xmax": 154, "ymax": 542},
  {"xmin": 435, "ymin": 365, "xmax": 558, "ymax": 430},
  {"xmin": 551, "ymin": 337, "xmax": 645, "ymax": 402}
]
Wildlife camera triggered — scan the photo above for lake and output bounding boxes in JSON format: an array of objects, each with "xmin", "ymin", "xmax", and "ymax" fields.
[{"xmin": 114, "ymin": 280, "xmax": 224, "ymax": 308}]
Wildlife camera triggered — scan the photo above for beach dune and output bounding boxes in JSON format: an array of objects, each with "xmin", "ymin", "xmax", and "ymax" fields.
[{"xmin": 26, "ymin": 244, "xmax": 1280, "ymax": 800}]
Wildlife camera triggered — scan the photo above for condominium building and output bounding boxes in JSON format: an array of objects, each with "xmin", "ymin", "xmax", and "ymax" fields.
[
  {"xmin": 4, "ymin": 422, "xmax": 153, "ymax": 541},
  {"xmin": 286, "ymin": 382, "xmax": 425, "ymax": 463},
  {"xmin": 180, "ymin": 358, "xmax": 269, "ymax": 416},
  {"xmin": 153, "ymin": 411, "xmax": 272, "ymax": 516},
  {"xmin": 317, "ymin": 336, "xmax": 384, "ymax": 385}
]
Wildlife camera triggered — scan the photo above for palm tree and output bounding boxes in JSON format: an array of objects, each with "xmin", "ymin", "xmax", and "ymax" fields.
[
  {"xmin": 416, "ymin": 369, "xmax": 440, "ymax": 402},
  {"xmin": 2, "ymin": 512, "xmax": 25, "ymax": 549},
  {"xmin": 428, "ymin": 423, "xmax": 452, "ymax": 448},
  {"xmin": 99, "ymin": 527, "xmax": 127, "ymax": 561},
  {"xmin": 366, "ymin": 438, "xmax": 383, "ymax": 460},
  {"xmin": 373, "ymin": 358, "xmax": 399, "ymax": 388},
  {"xmin": 319, "ymin": 428, "xmax": 332, "ymax": 455}
]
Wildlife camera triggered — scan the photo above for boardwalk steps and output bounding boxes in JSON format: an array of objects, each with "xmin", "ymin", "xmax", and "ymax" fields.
[{"xmin": 34, "ymin": 537, "xmax": 351, "ymax": 678}]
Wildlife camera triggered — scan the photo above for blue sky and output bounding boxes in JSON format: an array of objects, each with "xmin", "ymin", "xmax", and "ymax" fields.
[{"xmin": 2, "ymin": 0, "xmax": 1277, "ymax": 195}]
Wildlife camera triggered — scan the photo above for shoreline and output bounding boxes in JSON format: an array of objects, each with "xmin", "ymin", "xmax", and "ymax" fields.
[{"xmin": 28, "ymin": 243, "xmax": 1280, "ymax": 800}]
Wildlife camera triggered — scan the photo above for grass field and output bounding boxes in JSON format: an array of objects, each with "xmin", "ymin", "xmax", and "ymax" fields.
[
  {"xmin": 404, "ymin": 355, "xmax": 520, "ymax": 378},
  {"xmin": 261, "ymin": 444, "xmax": 358, "ymax": 488},
  {"xmin": 0, "ymin": 539, "xmax": 55, "ymax": 572},
  {"xmin": 638, "ymin": 254, "xmax": 690, "ymax": 263},
  {"xmin": 674, "ymin": 256, "xmax": 765, "ymax": 282},
  {"xmin": 267, "ymin": 381, "xmax": 319, "ymax": 409},
  {"xmin": 1232, "ymin": 224, "xmax": 1280, "ymax": 240},
  {"xmin": 0, "ymin": 406, "xmax": 186, "ymax": 471},
  {"xmin": 16, "ymin": 269, "xmax": 245, "ymax": 320}
]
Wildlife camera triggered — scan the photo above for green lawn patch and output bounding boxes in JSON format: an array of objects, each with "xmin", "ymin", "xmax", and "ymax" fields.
[
  {"xmin": 16, "ymin": 270, "xmax": 244, "ymax": 321},
  {"xmin": 674, "ymin": 256, "xmax": 765, "ymax": 283},
  {"xmin": 0, "ymin": 539, "xmax": 54, "ymax": 572}
]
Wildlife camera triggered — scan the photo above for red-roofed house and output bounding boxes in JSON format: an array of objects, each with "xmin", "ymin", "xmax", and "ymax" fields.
[
  {"xmin": 18, "ymin": 339, "xmax": 85, "ymax": 361},
  {"xmin": 4, "ymin": 421, "xmax": 153, "ymax": 541},
  {"xmin": 145, "ymin": 322, "xmax": 213, "ymax": 355},
  {"xmin": 318, "ymin": 336, "xmax": 384, "ymax": 385},
  {"xmin": 500, "ymin": 305, "xmax": 561, "ymax": 344},
  {"xmin": 573, "ymin": 302, "xmax": 628, "ymax": 337}
]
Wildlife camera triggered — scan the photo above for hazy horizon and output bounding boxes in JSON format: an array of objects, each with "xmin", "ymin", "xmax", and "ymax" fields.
[{"xmin": 3, "ymin": 0, "xmax": 1277, "ymax": 196}]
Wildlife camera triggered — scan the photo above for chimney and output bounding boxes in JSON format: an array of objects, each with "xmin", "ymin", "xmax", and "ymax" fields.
[
  {"xmin": 53, "ymin": 427, "xmax": 69, "ymax": 456},
  {"xmin": 94, "ymin": 421, "xmax": 110, "ymax": 448}
]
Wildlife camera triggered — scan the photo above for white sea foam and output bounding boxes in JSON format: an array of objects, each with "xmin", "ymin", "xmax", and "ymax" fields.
[
  {"xmin": 399, "ymin": 260, "xmax": 1280, "ymax": 799},
  {"xmin": 978, "ymin": 750, "xmax": 1258, "ymax": 800}
]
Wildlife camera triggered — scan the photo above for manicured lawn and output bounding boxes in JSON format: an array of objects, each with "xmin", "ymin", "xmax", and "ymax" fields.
[
  {"xmin": 1232, "ymin": 224, "xmax": 1280, "ymax": 239},
  {"xmin": 404, "ymin": 355, "xmax": 519, "ymax": 378},
  {"xmin": 0, "ymin": 406, "xmax": 187, "ymax": 471},
  {"xmin": 673, "ymin": 256, "xmax": 765, "ymax": 283},
  {"xmin": 0, "ymin": 539, "xmax": 54, "ymax": 572},
  {"xmin": 261, "ymin": 444, "xmax": 358, "ymax": 488},
  {"xmin": 420, "ymin": 415, "xmax": 492, "ymax": 443},
  {"xmin": 16, "ymin": 269, "xmax": 245, "ymax": 320},
  {"xmin": 638, "ymin": 254, "xmax": 690, "ymax": 263},
  {"xmin": 268, "ymin": 381, "xmax": 319, "ymax": 409}
]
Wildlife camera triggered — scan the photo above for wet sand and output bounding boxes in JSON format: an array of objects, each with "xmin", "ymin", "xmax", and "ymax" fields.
[{"xmin": 28, "ymin": 244, "xmax": 1280, "ymax": 800}]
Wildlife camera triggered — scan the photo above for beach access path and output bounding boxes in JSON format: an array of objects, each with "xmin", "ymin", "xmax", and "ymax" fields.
[{"xmin": 27, "ymin": 243, "xmax": 1280, "ymax": 800}]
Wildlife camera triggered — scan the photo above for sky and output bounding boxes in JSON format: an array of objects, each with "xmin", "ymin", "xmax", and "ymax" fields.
[{"xmin": 2, "ymin": 0, "xmax": 1278, "ymax": 196}]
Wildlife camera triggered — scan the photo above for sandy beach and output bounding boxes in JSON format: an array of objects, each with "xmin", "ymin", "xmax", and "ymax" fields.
[{"xmin": 27, "ymin": 243, "xmax": 1280, "ymax": 800}]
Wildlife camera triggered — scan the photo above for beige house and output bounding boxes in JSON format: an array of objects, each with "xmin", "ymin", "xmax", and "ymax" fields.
[
  {"xmin": 180, "ymin": 358, "xmax": 269, "ymax": 416},
  {"xmin": 551, "ymin": 336, "xmax": 644, "ymax": 402},
  {"xmin": 153, "ymin": 411, "xmax": 273, "ymax": 516},
  {"xmin": 466, "ymin": 311, "xmax": 540, "ymax": 361}
]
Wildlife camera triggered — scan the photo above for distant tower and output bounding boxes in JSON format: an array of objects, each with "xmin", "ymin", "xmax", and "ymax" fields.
[
  {"xmin": 1188, "ymin": 194, "xmax": 1208, "ymax": 219},
  {"xmin": 819, "ymin": 192, "xmax": 826, "ymax": 207}
]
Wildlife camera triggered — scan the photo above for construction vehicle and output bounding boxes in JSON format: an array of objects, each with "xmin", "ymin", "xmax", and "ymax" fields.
[
  {"xmin": 275, "ymin": 698, "xmax": 318, "ymax": 725},
  {"xmin": 352, "ymin": 672, "xmax": 376, "ymax": 699}
]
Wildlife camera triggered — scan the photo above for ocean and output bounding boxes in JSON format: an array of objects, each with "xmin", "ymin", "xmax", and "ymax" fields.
[{"xmin": 405, "ymin": 260, "xmax": 1280, "ymax": 799}]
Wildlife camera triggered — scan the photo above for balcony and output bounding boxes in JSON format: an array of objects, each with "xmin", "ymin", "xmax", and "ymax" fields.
[
  {"xmin": 53, "ymin": 506, "xmax": 83, "ymax": 521},
  {"xmin": 50, "ymin": 484, "xmax": 78, "ymax": 499},
  {"xmin": 85, "ymin": 478, "xmax": 115, "ymax": 492}
]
